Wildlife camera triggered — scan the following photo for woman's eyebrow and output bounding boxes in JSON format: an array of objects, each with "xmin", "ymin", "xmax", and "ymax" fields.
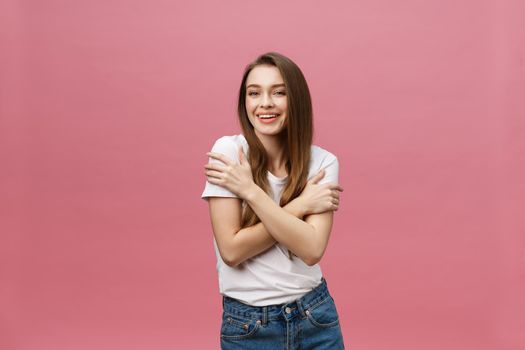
[{"xmin": 246, "ymin": 83, "xmax": 286, "ymax": 89}]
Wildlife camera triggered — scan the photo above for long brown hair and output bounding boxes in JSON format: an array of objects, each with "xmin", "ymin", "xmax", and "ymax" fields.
[{"xmin": 238, "ymin": 52, "xmax": 313, "ymax": 229}]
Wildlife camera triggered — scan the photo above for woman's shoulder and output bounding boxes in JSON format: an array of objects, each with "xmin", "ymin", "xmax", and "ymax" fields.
[
  {"xmin": 309, "ymin": 144, "xmax": 339, "ymax": 183},
  {"xmin": 209, "ymin": 134, "xmax": 248, "ymax": 159},
  {"xmin": 213, "ymin": 133, "xmax": 247, "ymax": 146},
  {"xmin": 311, "ymin": 144, "xmax": 337, "ymax": 163}
]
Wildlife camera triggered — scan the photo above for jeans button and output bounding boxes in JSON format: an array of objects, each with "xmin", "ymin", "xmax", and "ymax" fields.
[{"xmin": 285, "ymin": 307, "xmax": 291, "ymax": 314}]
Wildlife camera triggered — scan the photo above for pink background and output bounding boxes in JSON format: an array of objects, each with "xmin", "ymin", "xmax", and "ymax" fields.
[{"xmin": 1, "ymin": 0, "xmax": 524, "ymax": 349}]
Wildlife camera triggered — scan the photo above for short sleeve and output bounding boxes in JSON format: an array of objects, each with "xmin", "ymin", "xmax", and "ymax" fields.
[
  {"xmin": 201, "ymin": 136, "xmax": 242, "ymax": 201},
  {"xmin": 316, "ymin": 154, "xmax": 339, "ymax": 185}
]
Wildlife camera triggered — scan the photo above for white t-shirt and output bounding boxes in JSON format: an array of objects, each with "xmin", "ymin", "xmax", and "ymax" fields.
[{"xmin": 201, "ymin": 134, "xmax": 339, "ymax": 306}]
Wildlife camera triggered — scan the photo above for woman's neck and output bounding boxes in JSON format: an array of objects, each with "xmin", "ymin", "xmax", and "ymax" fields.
[{"xmin": 256, "ymin": 132, "xmax": 287, "ymax": 175}]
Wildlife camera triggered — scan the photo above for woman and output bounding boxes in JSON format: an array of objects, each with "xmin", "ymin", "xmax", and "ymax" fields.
[{"xmin": 201, "ymin": 52, "xmax": 346, "ymax": 349}]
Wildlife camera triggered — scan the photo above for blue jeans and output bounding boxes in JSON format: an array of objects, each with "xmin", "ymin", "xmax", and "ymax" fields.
[{"xmin": 220, "ymin": 277, "xmax": 345, "ymax": 350}]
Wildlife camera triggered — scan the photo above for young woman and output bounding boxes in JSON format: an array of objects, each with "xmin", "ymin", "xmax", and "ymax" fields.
[{"xmin": 201, "ymin": 52, "xmax": 346, "ymax": 349}]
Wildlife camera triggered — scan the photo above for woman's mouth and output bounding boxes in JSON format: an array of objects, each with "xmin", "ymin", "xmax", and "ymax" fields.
[{"xmin": 257, "ymin": 113, "xmax": 280, "ymax": 124}]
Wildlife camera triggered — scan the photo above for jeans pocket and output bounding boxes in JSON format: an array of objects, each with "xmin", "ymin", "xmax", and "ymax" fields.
[
  {"xmin": 305, "ymin": 295, "xmax": 340, "ymax": 328},
  {"xmin": 220, "ymin": 312, "xmax": 262, "ymax": 340}
]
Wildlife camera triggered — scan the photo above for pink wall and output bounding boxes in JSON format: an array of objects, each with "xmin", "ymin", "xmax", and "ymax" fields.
[{"xmin": 1, "ymin": 0, "xmax": 524, "ymax": 349}]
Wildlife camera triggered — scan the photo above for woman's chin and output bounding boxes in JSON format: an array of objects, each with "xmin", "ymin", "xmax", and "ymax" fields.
[{"xmin": 255, "ymin": 128, "xmax": 286, "ymax": 137}]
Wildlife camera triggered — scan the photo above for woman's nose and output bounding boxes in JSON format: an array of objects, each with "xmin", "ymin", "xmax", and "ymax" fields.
[{"xmin": 261, "ymin": 93, "xmax": 274, "ymax": 107}]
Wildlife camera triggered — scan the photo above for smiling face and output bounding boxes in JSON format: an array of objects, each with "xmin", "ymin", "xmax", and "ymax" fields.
[{"xmin": 245, "ymin": 64, "xmax": 288, "ymax": 138}]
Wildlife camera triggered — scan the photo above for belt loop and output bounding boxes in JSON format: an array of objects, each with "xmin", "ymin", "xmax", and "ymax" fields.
[
  {"xmin": 262, "ymin": 306, "xmax": 267, "ymax": 325},
  {"xmin": 297, "ymin": 296, "xmax": 307, "ymax": 318}
]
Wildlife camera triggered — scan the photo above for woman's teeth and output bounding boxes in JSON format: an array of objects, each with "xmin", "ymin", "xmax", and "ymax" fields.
[{"xmin": 258, "ymin": 114, "xmax": 279, "ymax": 119}]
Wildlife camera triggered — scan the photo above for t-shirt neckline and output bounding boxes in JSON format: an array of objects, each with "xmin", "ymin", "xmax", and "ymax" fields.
[{"xmin": 267, "ymin": 170, "xmax": 287, "ymax": 183}]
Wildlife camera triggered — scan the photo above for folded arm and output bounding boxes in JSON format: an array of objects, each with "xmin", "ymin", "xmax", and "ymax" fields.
[
  {"xmin": 208, "ymin": 196, "xmax": 307, "ymax": 267},
  {"xmin": 204, "ymin": 141, "xmax": 339, "ymax": 267},
  {"xmin": 243, "ymin": 186, "xmax": 333, "ymax": 266}
]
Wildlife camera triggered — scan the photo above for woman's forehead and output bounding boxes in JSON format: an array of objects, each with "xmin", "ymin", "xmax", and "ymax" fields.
[{"xmin": 246, "ymin": 65, "xmax": 285, "ymax": 87}]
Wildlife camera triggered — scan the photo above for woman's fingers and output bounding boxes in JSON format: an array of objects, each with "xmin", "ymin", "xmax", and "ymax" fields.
[
  {"xmin": 204, "ymin": 162, "xmax": 225, "ymax": 182},
  {"xmin": 206, "ymin": 152, "xmax": 234, "ymax": 166},
  {"xmin": 206, "ymin": 175, "xmax": 220, "ymax": 184},
  {"xmin": 204, "ymin": 163, "xmax": 226, "ymax": 172},
  {"xmin": 331, "ymin": 190, "xmax": 340, "ymax": 199},
  {"xmin": 205, "ymin": 170, "xmax": 223, "ymax": 179},
  {"xmin": 308, "ymin": 169, "xmax": 325, "ymax": 184},
  {"xmin": 330, "ymin": 184, "xmax": 344, "ymax": 192}
]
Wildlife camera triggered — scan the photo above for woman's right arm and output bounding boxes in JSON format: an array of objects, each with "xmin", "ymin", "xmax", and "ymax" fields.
[{"xmin": 208, "ymin": 196, "xmax": 306, "ymax": 267}]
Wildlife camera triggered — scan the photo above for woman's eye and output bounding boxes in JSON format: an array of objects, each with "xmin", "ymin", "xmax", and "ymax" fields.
[
  {"xmin": 275, "ymin": 91, "xmax": 286, "ymax": 95},
  {"xmin": 248, "ymin": 91, "xmax": 259, "ymax": 96}
]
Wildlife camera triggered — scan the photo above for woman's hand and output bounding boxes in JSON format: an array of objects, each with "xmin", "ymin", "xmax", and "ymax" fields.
[
  {"xmin": 299, "ymin": 169, "xmax": 344, "ymax": 215},
  {"xmin": 204, "ymin": 145, "xmax": 256, "ymax": 200}
]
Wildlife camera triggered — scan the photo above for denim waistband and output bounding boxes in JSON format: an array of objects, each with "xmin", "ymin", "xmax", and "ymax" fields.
[{"xmin": 222, "ymin": 277, "xmax": 331, "ymax": 323}]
